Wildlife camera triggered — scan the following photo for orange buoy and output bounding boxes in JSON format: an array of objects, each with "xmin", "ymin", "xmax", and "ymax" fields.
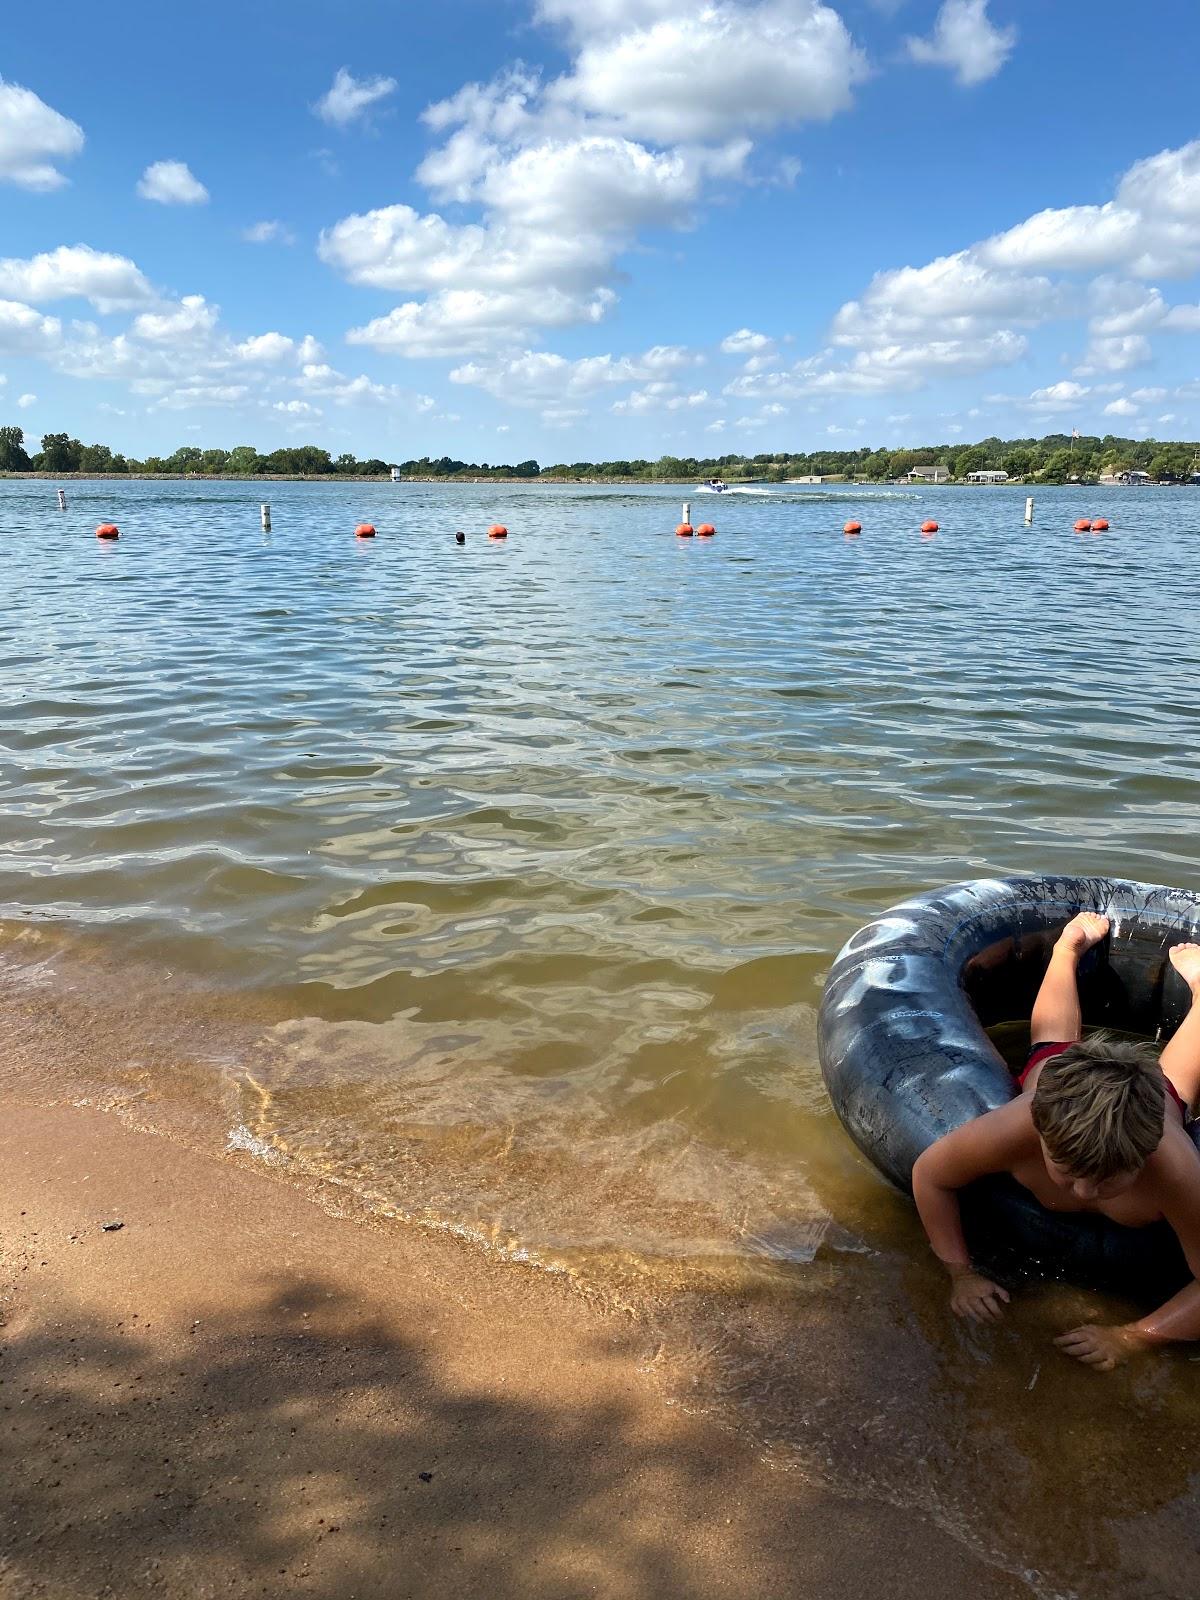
[
  {"xmin": 488, "ymin": 524, "xmax": 508, "ymax": 539},
  {"xmin": 676, "ymin": 523, "xmax": 694, "ymax": 537},
  {"xmin": 95, "ymin": 523, "xmax": 120, "ymax": 540},
  {"xmin": 921, "ymin": 520, "xmax": 938, "ymax": 533},
  {"xmin": 843, "ymin": 520, "xmax": 862, "ymax": 536},
  {"xmin": 355, "ymin": 523, "xmax": 376, "ymax": 538},
  {"xmin": 1090, "ymin": 518, "xmax": 1109, "ymax": 531},
  {"xmin": 696, "ymin": 523, "xmax": 716, "ymax": 537},
  {"xmin": 1073, "ymin": 519, "xmax": 1091, "ymax": 532}
]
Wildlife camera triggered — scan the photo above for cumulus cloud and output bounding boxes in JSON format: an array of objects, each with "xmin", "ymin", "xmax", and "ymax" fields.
[
  {"xmin": 322, "ymin": 2, "xmax": 865, "ymax": 359},
  {"xmin": 322, "ymin": 135, "xmax": 743, "ymax": 352},
  {"xmin": 0, "ymin": 245, "xmax": 154, "ymax": 311},
  {"xmin": 0, "ymin": 298, "xmax": 63, "ymax": 356},
  {"xmin": 611, "ymin": 383, "xmax": 710, "ymax": 412},
  {"xmin": 137, "ymin": 160, "xmax": 209, "ymax": 205},
  {"xmin": 979, "ymin": 141, "xmax": 1200, "ymax": 280},
  {"xmin": 801, "ymin": 136, "xmax": 1200, "ymax": 394},
  {"xmin": 314, "ymin": 68, "xmax": 397, "ymax": 127},
  {"xmin": 906, "ymin": 0, "xmax": 1017, "ymax": 87},
  {"xmin": 1103, "ymin": 397, "xmax": 1138, "ymax": 417},
  {"xmin": 18, "ymin": 393, "xmax": 36, "ymax": 408},
  {"xmin": 449, "ymin": 343, "xmax": 698, "ymax": 403},
  {"xmin": 550, "ymin": 0, "xmax": 866, "ymax": 144},
  {"xmin": 0, "ymin": 80, "xmax": 83, "ymax": 190}
]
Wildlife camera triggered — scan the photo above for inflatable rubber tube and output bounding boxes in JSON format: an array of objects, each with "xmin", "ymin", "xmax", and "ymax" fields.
[{"xmin": 818, "ymin": 876, "xmax": 1200, "ymax": 1298}]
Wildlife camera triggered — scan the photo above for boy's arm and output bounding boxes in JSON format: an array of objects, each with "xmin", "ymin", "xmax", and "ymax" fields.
[
  {"xmin": 912, "ymin": 1105, "xmax": 1029, "ymax": 1321},
  {"xmin": 1030, "ymin": 913, "xmax": 1109, "ymax": 1043},
  {"xmin": 1056, "ymin": 1156, "xmax": 1200, "ymax": 1369}
]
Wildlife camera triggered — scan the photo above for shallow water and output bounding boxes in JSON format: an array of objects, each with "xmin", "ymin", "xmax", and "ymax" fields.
[{"xmin": 5, "ymin": 477, "xmax": 1200, "ymax": 1595}]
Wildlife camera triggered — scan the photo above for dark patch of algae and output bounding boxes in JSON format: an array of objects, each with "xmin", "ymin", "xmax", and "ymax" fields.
[{"xmin": 4, "ymin": 917, "xmax": 1200, "ymax": 1600}]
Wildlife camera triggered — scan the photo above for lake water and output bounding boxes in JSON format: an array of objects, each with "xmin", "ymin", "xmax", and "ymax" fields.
[{"xmin": 4, "ymin": 476, "xmax": 1200, "ymax": 1597}]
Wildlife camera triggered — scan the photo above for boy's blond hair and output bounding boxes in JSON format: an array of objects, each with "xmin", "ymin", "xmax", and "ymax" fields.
[{"xmin": 1031, "ymin": 1036, "xmax": 1166, "ymax": 1180}]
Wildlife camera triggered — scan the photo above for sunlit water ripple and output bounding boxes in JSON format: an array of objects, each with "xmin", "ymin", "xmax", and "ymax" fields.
[{"xmin": 4, "ymin": 477, "xmax": 1200, "ymax": 1596}]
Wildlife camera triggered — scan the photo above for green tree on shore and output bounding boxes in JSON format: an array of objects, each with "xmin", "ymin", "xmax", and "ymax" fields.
[{"xmin": 0, "ymin": 426, "xmax": 31, "ymax": 471}]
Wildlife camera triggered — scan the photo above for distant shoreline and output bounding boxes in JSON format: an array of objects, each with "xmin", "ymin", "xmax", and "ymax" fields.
[{"xmin": 0, "ymin": 470, "xmax": 1042, "ymax": 487}]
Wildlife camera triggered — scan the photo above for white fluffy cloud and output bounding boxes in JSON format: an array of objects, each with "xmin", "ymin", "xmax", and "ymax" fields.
[
  {"xmin": 830, "ymin": 252, "xmax": 1061, "ymax": 346},
  {"xmin": 0, "ymin": 80, "xmax": 83, "ymax": 190},
  {"xmin": 314, "ymin": 68, "xmax": 397, "ymax": 127},
  {"xmin": 721, "ymin": 328, "xmax": 772, "ymax": 355},
  {"xmin": 0, "ymin": 246, "xmax": 154, "ymax": 311},
  {"xmin": 449, "ymin": 344, "xmax": 698, "ymax": 403},
  {"xmin": 17, "ymin": 392, "xmax": 36, "ymax": 408},
  {"xmin": 0, "ymin": 299, "xmax": 63, "ymax": 356},
  {"xmin": 347, "ymin": 287, "xmax": 617, "ymax": 359},
  {"xmin": 323, "ymin": 1, "xmax": 864, "ymax": 359},
  {"xmin": 980, "ymin": 141, "xmax": 1200, "ymax": 280},
  {"xmin": 137, "ymin": 160, "xmax": 209, "ymax": 205},
  {"xmin": 906, "ymin": 0, "xmax": 1017, "ymax": 87},
  {"xmin": 323, "ymin": 136, "xmax": 742, "ymax": 353},
  {"xmin": 1104, "ymin": 397, "xmax": 1138, "ymax": 417},
  {"xmin": 802, "ymin": 136, "xmax": 1200, "ymax": 395},
  {"xmin": 551, "ymin": 0, "xmax": 866, "ymax": 143}
]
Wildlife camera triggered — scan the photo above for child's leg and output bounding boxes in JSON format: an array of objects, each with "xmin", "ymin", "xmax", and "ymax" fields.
[
  {"xmin": 1030, "ymin": 913, "xmax": 1110, "ymax": 1043},
  {"xmin": 1161, "ymin": 946, "xmax": 1200, "ymax": 1114}
]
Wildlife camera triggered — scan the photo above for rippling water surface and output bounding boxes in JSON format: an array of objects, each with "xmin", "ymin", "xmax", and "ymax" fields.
[{"xmin": 5, "ymin": 477, "xmax": 1200, "ymax": 1596}]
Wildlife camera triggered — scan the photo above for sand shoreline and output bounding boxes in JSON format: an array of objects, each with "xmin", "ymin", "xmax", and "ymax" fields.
[{"xmin": 0, "ymin": 1099, "xmax": 1027, "ymax": 1599}]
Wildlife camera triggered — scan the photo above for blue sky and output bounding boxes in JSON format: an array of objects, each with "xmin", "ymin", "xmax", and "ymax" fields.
[{"xmin": 3, "ymin": 0, "xmax": 1200, "ymax": 461}]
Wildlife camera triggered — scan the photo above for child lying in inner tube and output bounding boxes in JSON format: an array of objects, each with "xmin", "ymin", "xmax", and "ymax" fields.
[{"xmin": 913, "ymin": 914, "xmax": 1200, "ymax": 1370}]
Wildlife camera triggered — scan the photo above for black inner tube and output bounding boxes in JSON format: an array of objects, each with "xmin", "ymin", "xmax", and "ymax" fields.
[{"xmin": 818, "ymin": 876, "xmax": 1200, "ymax": 1300}]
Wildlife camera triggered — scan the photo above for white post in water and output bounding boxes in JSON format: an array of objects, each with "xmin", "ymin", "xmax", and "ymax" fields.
[
  {"xmin": 682, "ymin": 500, "xmax": 690, "ymax": 525},
  {"xmin": 1024, "ymin": 496, "xmax": 1034, "ymax": 525},
  {"xmin": 57, "ymin": 488, "xmax": 67, "ymax": 511},
  {"xmin": 260, "ymin": 503, "xmax": 271, "ymax": 531}
]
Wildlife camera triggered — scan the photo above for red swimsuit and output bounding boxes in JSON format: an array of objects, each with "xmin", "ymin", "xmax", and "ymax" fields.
[{"xmin": 1020, "ymin": 1041, "xmax": 1187, "ymax": 1118}]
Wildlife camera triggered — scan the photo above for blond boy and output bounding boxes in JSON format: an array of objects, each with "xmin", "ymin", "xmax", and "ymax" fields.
[{"xmin": 913, "ymin": 915, "xmax": 1200, "ymax": 1369}]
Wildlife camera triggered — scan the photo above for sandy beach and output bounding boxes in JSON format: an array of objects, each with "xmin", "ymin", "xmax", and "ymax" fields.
[{"xmin": 0, "ymin": 1100, "xmax": 1027, "ymax": 1600}]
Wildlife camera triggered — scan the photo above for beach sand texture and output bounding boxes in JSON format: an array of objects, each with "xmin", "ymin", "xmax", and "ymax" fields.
[{"xmin": 0, "ymin": 1102, "xmax": 1026, "ymax": 1600}]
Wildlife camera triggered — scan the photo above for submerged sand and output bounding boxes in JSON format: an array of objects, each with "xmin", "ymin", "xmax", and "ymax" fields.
[{"xmin": 0, "ymin": 1102, "xmax": 1025, "ymax": 1600}]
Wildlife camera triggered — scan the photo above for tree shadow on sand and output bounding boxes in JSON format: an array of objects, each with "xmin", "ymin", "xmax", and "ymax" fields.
[{"xmin": 0, "ymin": 1267, "xmax": 1012, "ymax": 1600}]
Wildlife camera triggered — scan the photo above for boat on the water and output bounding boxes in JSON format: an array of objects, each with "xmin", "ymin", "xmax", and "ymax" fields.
[
  {"xmin": 818, "ymin": 875, "xmax": 1200, "ymax": 1298},
  {"xmin": 704, "ymin": 478, "xmax": 727, "ymax": 493}
]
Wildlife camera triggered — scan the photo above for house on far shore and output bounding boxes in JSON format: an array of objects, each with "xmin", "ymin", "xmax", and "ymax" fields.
[
  {"xmin": 390, "ymin": 465, "xmax": 404, "ymax": 481},
  {"xmin": 966, "ymin": 469, "xmax": 1009, "ymax": 484},
  {"xmin": 902, "ymin": 464, "xmax": 951, "ymax": 484}
]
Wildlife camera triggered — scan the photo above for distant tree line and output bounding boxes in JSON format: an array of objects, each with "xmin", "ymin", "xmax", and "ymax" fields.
[{"xmin": 1, "ymin": 426, "xmax": 1197, "ymax": 483}]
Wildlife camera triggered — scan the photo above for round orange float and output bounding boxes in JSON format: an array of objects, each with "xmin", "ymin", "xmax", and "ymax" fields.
[
  {"xmin": 1091, "ymin": 518, "xmax": 1109, "ymax": 531},
  {"xmin": 676, "ymin": 523, "xmax": 694, "ymax": 537},
  {"xmin": 355, "ymin": 523, "xmax": 376, "ymax": 538},
  {"xmin": 921, "ymin": 520, "xmax": 939, "ymax": 533},
  {"xmin": 488, "ymin": 524, "xmax": 508, "ymax": 539},
  {"xmin": 95, "ymin": 523, "xmax": 120, "ymax": 540},
  {"xmin": 843, "ymin": 520, "xmax": 862, "ymax": 536},
  {"xmin": 696, "ymin": 523, "xmax": 716, "ymax": 537},
  {"xmin": 1073, "ymin": 519, "xmax": 1092, "ymax": 532}
]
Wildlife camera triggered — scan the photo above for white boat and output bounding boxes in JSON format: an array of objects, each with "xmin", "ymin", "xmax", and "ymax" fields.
[{"xmin": 704, "ymin": 477, "xmax": 727, "ymax": 493}]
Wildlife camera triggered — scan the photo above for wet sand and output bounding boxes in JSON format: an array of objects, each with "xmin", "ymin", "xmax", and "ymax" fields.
[{"xmin": 0, "ymin": 1101, "xmax": 1026, "ymax": 1600}]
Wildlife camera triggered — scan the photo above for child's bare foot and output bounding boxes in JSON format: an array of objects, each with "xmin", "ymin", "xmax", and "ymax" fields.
[
  {"xmin": 1057, "ymin": 912, "xmax": 1111, "ymax": 957},
  {"xmin": 1169, "ymin": 943, "xmax": 1200, "ymax": 998}
]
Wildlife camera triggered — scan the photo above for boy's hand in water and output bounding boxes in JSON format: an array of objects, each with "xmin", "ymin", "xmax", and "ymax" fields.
[
  {"xmin": 1054, "ymin": 1323, "xmax": 1148, "ymax": 1371},
  {"xmin": 1056, "ymin": 912, "xmax": 1111, "ymax": 958},
  {"xmin": 949, "ymin": 1267, "xmax": 1011, "ymax": 1323}
]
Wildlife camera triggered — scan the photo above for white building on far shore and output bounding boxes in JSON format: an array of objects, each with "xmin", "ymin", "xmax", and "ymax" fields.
[{"xmin": 966, "ymin": 470, "xmax": 1009, "ymax": 483}]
